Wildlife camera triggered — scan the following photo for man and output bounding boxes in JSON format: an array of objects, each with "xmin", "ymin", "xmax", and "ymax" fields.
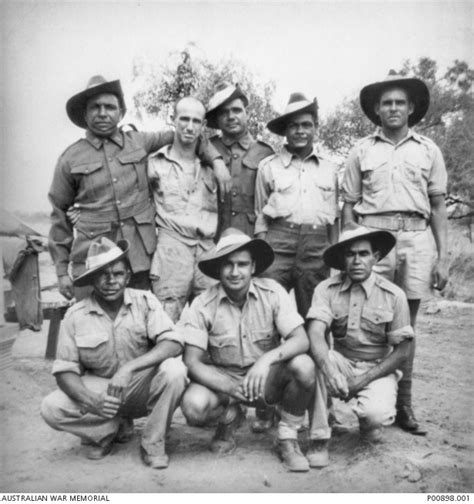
[
  {"xmin": 147, "ymin": 97, "xmax": 218, "ymax": 322},
  {"xmin": 206, "ymin": 83, "xmax": 274, "ymax": 238},
  {"xmin": 341, "ymin": 71, "xmax": 449, "ymax": 433},
  {"xmin": 307, "ymin": 224, "xmax": 414, "ymax": 467},
  {"xmin": 49, "ymin": 75, "xmax": 230, "ymax": 300},
  {"xmin": 178, "ymin": 229, "xmax": 316, "ymax": 472},
  {"xmin": 41, "ymin": 237, "xmax": 187, "ymax": 469},
  {"xmin": 255, "ymin": 92, "xmax": 339, "ymax": 319}
]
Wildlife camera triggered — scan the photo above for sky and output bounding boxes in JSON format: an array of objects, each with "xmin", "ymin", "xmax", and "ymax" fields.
[{"xmin": 1, "ymin": 0, "xmax": 473, "ymax": 213}]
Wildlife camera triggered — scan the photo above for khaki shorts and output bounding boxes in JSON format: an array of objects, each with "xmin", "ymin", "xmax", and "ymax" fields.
[{"xmin": 369, "ymin": 227, "xmax": 436, "ymax": 300}]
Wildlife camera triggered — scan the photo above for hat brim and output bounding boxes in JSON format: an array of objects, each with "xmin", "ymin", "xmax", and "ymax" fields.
[
  {"xmin": 205, "ymin": 87, "xmax": 249, "ymax": 130},
  {"xmin": 73, "ymin": 239, "xmax": 130, "ymax": 287},
  {"xmin": 360, "ymin": 78, "xmax": 430, "ymax": 127},
  {"xmin": 198, "ymin": 239, "xmax": 274, "ymax": 280},
  {"xmin": 267, "ymin": 102, "xmax": 318, "ymax": 136},
  {"xmin": 323, "ymin": 230, "xmax": 396, "ymax": 271},
  {"xmin": 66, "ymin": 80, "xmax": 126, "ymax": 129}
]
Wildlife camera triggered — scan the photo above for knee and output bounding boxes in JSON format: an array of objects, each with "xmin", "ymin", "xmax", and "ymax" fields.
[
  {"xmin": 181, "ymin": 388, "xmax": 211, "ymax": 426},
  {"xmin": 155, "ymin": 357, "xmax": 187, "ymax": 386},
  {"xmin": 287, "ymin": 354, "xmax": 316, "ymax": 389},
  {"xmin": 40, "ymin": 392, "xmax": 62, "ymax": 429},
  {"xmin": 356, "ymin": 402, "xmax": 395, "ymax": 429}
]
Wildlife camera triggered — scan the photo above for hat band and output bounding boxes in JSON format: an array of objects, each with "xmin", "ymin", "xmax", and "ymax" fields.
[
  {"xmin": 85, "ymin": 247, "xmax": 124, "ymax": 271},
  {"xmin": 215, "ymin": 234, "xmax": 250, "ymax": 252}
]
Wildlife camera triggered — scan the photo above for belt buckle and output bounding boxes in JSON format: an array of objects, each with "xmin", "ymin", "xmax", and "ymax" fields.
[{"xmin": 395, "ymin": 213, "xmax": 405, "ymax": 231}]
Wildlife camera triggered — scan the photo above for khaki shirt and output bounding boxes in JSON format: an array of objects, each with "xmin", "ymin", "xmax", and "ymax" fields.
[
  {"xmin": 342, "ymin": 129, "xmax": 447, "ymax": 219},
  {"xmin": 255, "ymin": 146, "xmax": 339, "ymax": 234},
  {"xmin": 179, "ymin": 278, "xmax": 304, "ymax": 368},
  {"xmin": 52, "ymin": 288, "xmax": 183, "ymax": 377},
  {"xmin": 307, "ymin": 272, "xmax": 414, "ymax": 361},
  {"xmin": 147, "ymin": 145, "xmax": 218, "ymax": 244}
]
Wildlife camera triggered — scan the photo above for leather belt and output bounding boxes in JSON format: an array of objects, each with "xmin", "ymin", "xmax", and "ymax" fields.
[
  {"xmin": 360, "ymin": 213, "xmax": 428, "ymax": 232},
  {"xmin": 269, "ymin": 219, "xmax": 327, "ymax": 235}
]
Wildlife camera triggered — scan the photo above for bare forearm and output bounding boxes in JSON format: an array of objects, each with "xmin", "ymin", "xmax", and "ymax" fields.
[
  {"xmin": 342, "ymin": 202, "xmax": 357, "ymax": 227},
  {"xmin": 266, "ymin": 330, "xmax": 309, "ymax": 365},
  {"xmin": 186, "ymin": 360, "xmax": 237, "ymax": 397},
  {"xmin": 430, "ymin": 196, "xmax": 448, "ymax": 261},
  {"xmin": 56, "ymin": 372, "xmax": 98, "ymax": 410}
]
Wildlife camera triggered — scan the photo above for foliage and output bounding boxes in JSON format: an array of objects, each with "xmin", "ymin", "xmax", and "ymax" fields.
[
  {"xmin": 319, "ymin": 57, "xmax": 474, "ymax": 208},
  {"xmin": 130, "ymin": 44, "xmax": 279, "ymax": 146}
]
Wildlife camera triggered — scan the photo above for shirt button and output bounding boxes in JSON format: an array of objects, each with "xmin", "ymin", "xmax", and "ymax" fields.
[
  {"xmin": 232, "ymin": 154, "xmax": 239, "ymax": 159},
  {"xmin": 243, "ymin": 335, "xmax": 247, "ymax": 338},
  {"xmin": 120, "ymin": 222, "xmax": 124, "ymax": 227},
  {"xmin": 232, "ymin": 191, "xmax": 237, "ymax": 197},
  {"xmin": 116, "ymin": 200, "xmax": 121, "ymax": 205},
  {"xmin": 113, "ymin": 178, "xmax": 118, "ymax": 183},
  {"xmin": 232, "ymin": 211, "xmax": 236, "ymax": 216},
  {"xmin": 85, "ymin": 169, "xmax": 89, "ymax": 173},
  {"xmin": 108, "ymin": 158, "xmax": 112, "ymax": 162}
]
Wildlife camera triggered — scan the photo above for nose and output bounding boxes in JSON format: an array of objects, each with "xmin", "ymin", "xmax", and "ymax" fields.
[
  {"xmin": 231, "ymin": 264, "xmax": 239, "ymax": 276},
  {"xmin": 98, "ymin": 105, "xmax": 107, "ymax": 117}
]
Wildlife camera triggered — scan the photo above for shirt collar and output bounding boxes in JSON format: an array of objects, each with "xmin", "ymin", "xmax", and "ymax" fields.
[
  {"xmin": 217, "ymin": 279, "xmax": 258, "ymax": 305},
  {"xmin": 85, "ymin": 290, "xmax": 131, "ymax": 314},
  {"xmin": 281, "ymin": 145, "xmax": 319, "ymax": 168},
  {"xmin": 372, "ymin": 127, "xmax": 421, "ymax": 146},
  {"xmin": 85, "ymin": 129, "xmax": 124, "ymax": 149},
  {"xmin": 220, "ymin": 131, "xmax": 254, "ymax": 150},
  {"xmin": 340, "ymin": 272, "xmax": 376, "ymax": 297}
]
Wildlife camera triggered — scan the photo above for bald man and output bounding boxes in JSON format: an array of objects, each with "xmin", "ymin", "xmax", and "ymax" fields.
[{"xmin": 147, "ymin": 97, "xmax": 218, "ymax": 322}]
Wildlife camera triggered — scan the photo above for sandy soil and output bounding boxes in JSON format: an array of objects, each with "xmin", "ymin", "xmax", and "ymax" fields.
[{"xmin": 0, "ymin": 300, "xmax": 473, "ymax": 493}]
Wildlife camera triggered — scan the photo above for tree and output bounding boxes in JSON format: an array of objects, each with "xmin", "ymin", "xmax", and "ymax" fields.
[
  {"xmin": 319, "ymin": 58, "xmax": 474, "ymax": 210},
  {"xmin": 130, "ymin": 44, "xmax": 279, "ymax": 147}
]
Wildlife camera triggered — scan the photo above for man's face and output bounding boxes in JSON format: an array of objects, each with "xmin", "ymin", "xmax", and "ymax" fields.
[
  {"xmin": 173, "ymin": 98, "xmax": 206, "ymax": 146},
  {"xmin": 285, "ymin": 112, "xmax": 316, "ymax": 150},
  {"xmin": 92, "ymin": 260, "xmax": 130, "ymax": 302},
  {"xmin": 219, "ymin": 249, "xmax": 255, "ymax": 298},
  {"xmin": 216, "ymin": 98, "xmax": 248, "ymax": 139},
  {"xmin": 84, "ymin": 93, "xmax": 123, "ymax": 137},
  {"xmin": 343, "ymin": 239, "xmax": 380, "ymax": 283},
  {"xmin": 375, "ymin": 87, "xmax": 414, "ymax": 131}
]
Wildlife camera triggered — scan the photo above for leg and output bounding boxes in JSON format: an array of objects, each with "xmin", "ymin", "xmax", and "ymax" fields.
[
  {"xmin": 41, "ymin": 375, "xmax": 121, "ymax": 458},
  {"xmin": 265, "ymin": 355, "xmax": 315, "ymax": 472},
  {"xmin": 191, "ymin": 239, "xmax": 218, "ymax": 302},
  {"xmin": 150, "ymin": 233, "xmax": 194, "ymax": 323}
]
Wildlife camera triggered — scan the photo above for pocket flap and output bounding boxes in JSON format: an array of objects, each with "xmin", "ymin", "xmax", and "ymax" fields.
[
  {"xmin": 249, "ymin": 329, "xmax": 274, "ymax": 342},
  {"xmin": 117, "ymin": 148, "xmax": 147, "ymax": 164},
  {"xmin": 362, "ymin": 307, "xmax": 393, "ymax": 324},
  {"xmin": 76, "ymin": 332, "xmax": 109, "ymax": 349},
  {"xmin": 76, "ymin": 221, "xmax": 112, "ymax": 239},
  {"xmin": 133, "ymin": 206, "xmax": 155, "ymax": 225},
  {"xmin": 70, "ymin": 162, "xmax": 102, "ymax": 175},
  {"xmin": 208, "ymin": 335, "xmax": 237, "ymax": 348}
]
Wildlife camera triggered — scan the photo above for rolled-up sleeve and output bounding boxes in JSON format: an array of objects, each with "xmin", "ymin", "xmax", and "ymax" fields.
[
  {"xmin": 341, "ymin": 146, "xmax": 362, "ymax": 204},
  {"xmin": 52, "ymin": 313, "xmax": 82, "ymax": 375},
  {"xmin": 387, "ymin": 291, "xmax": 415, "ymax": 345},
  {"xmin": 273, "ymin": 283, "xmax": 304, "ymax": 338},
  {"xmin": 306, "ymin": 281, "xmax": 334, "ymax": 326},
  {"xmin": 176, "ymin": 299, "xmax": 209, "ymax": 350},
  {"xmin": 144, "ymin": 293, "xmax": 184, "ymax": 347}
]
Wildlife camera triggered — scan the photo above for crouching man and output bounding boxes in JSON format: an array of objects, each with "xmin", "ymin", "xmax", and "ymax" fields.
[
  {"xmin": 178, "ymin": 228, "xmax": 315, "ymax": 472},
  {"xmin": 41, "ymin": 238, "xmax": 187, "ymax": 469},
  {"xmin": 307, "ymin": 225, "xmax": 414, "ymax": 466}
]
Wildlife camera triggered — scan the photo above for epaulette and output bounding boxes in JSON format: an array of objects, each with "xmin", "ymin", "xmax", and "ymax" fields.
[
  {"xmin": 374, "ymin": 273, "xmax": 404, "ymax": 296},
  {"xmin": 63, "ymin": 299, "xmax": 87, "ymax": 320},
  {"xmin": 257, "ymin": 152, "xmax": 279, "ymax": 169},
  {"xmin": 251, "ymin": 277, "xmax": 282, "ymax": 293},
  {"xmin": 57, "ymin": 138, "xmax": 85, "ymax": 160}
]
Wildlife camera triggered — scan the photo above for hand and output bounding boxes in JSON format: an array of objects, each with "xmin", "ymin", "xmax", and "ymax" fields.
[
  {"xmin": 324, "ymin": 366, "xmax": 349, "ymax": 400},
  {"xmin": 66, "ymin": 204, "xmax": 81, "ymax": 227},
  {"xmin": 86, "ymin": 392, "xmax": 121, "ymax": 419},
  {"xmin": 58, "ymin": 275, "xmax": 74, "ymax": 300},
  {"xmin": 212, "ymin": 159, "xmax": 232, "ymax": 201},
  {"xmin": 344, "ymin": 375, "xmax": 366, "ymax": 402},
  {"xmin": 242, "ymin": 356, "xmax": 272, "ymax": 402},
  {"xmin": 431, "ymin": 259, "xmax": 448, "ymax": 291},
  {"xmin": 107, "ymin": 366, "xmax": 133, "ymax": 400},
  {"xmin": 226, "ymin": 383, "xmax": 248, "ymax": 403}
]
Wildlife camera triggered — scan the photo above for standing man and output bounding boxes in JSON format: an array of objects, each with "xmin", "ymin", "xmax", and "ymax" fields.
[
  {"xmin": 206, "ymin": 83, "xmax": 274, "ymax": 239},
  {"xmin": 49, "ymin": 75, "xmax": 230, "ymax": 300},
  {"xmin": 341, "ymin": 72, "xmax": 449, "ymax": 434},
  {"xmin": 41, "ymin": 238, "xmax": 187, "ymax": 469},
  {"xmin": 179, "ymin": 229, "xmax": 316, "ymax": 472},
  {"xmin": 147, "ymin": 97, "xmax": 218, "ymax": 323},
  {"xmin": 255, "ymin": 93, "xmax": 339, "ymax": 319},
  {"xmin": 306, "ymin": 225, "xmax": 414, "ymax": 467}
]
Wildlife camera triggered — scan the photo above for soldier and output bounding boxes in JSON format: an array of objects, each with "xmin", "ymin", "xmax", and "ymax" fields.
[
  {"xmin": 206, "ymin": 83, "xmax": 274, "ymax": 239},
  {"xmin": 341, "ymin": 72, "xmax": 449, "ymax": 434}
]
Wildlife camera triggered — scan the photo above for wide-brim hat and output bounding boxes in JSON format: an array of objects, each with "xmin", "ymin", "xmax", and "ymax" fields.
[
  {"xmin": 360, "ymin": 70, "xmax": 430, "ymax": 127},
  {"xmin": 66, "ymin": 75, "xmax": 126, "ymax": 129},
  {"xmin": 267, "ymin": 92, "xmax": 318, "ymax": 136},
  {"xmin": 323, "ymin": 224, "xmax": 396, "ymax": 271},
  {"xmin": 74, "ymin": 237, "xmax": 130, "ymax": 287},
  {"xmin": 205, "ymin": 83, "xmax": 249, "ymax": 129},
  {"xmin": 198, "ymin": 228, "xmax": 274, "ymax": 280}
]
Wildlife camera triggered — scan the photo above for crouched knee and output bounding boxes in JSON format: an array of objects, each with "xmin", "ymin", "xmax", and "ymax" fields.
[
  {"xmin": 287, "ymin": 354, "xmax": 316, "ymax": 389},
  {"xmin": 181, "ymin": 387, "xmax": 211, "ymax": 426}
]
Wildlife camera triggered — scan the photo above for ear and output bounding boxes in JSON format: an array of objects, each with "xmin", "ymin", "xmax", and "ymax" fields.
[
  {"xmin": 408, "ymin": 101, "xmax": 415, "ymax": 117},
  {"xmin": 374, "ymin": 102, "xmax": 381, "ymax": 118},
  {"xmin": 251, "ymin": 261, "xmax": 256, "ymax": 275},
  {"xmin": 373, "ymin": 249, "xmax": 381, "ymax": 262}
]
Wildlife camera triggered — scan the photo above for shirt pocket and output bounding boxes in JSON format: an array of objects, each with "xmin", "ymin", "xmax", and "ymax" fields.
[
  {"xmin": 313, "ymin": 181, "xmax": 337, "ymax": 218},
  {"xmin": 117, "ymin": 148, "xmax": 148, "ymax": 191},
  {"xmin": 208, "ymin": 334, "xmax": 239, "ymax": 366},
  {"xmin": 248, "ymin": 329, "xmax": 279, "ymax": 354},
  {"xmin": 70, "ymin": 161, "xmax": 103, "ymax": 199},
  {"xmin": 331, "ymin": 303, "xmax": 348, "ymax": 339},
  {"xmin": 361, "ymin": 161, "xmax": 388, "ymax": 194},
  {"xmin": 360, "ymin": 307, "xmax": 393, "ymax": 344},
  {"xmin": 133, "ymin": 206, "xmax": 157, "ymax": 254},
  {"xmin": 201, "ymin": 172, "xmax": 218, "ymax": 213},
  {"xmin": 76, "ymin": 332, "xmax": 110, "ymax": 371},
  {"xmin": 401, "ymin": 160, "xmax": 430, "ymax": 192},
  {"xmin": 72, "ymin": 221, "xmax": 113, "ymax": 265},
  {"xmin": 264, "ymin": 175, "xmax": 295, "ymax": 219}
]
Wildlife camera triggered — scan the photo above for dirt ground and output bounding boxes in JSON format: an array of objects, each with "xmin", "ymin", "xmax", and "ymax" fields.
[{"xmin": 0, "ymin": 298, "xmax": 473, "ymax": 493}]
